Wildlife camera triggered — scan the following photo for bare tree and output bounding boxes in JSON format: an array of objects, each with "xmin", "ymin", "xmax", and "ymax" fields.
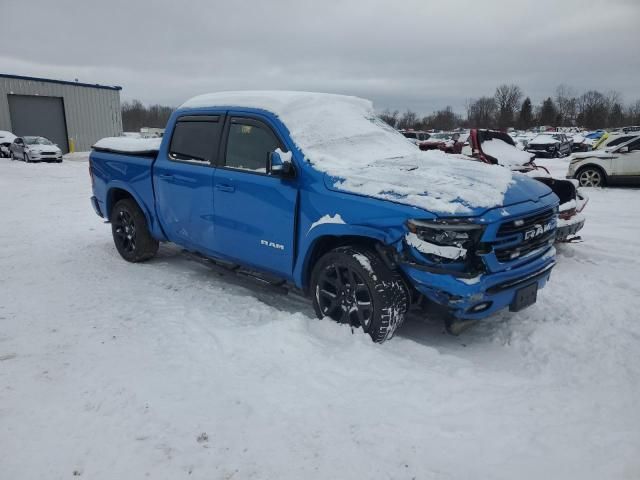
[
  {"xmin": 378, "ymin": 109, "xmax": 399, "ymax": 128},
  {"xmin": 422, "ymin": 106, "xmax": 461, "ymax": 131},
  {"xmin": 494, "ymin": 84, "xmax": 523, "ymax": 129},
  {"xmin": 576, "ymin": 90, "xmax": 609, "ymax": 129},
  {"xmin": 467, "ymin": 97, "xmax": 497, "ymax": 128},
  {"xmin": 122, "ymin": 100, "xmax": 175, "ymax": 131},
  {"xmin": 555, "ymin": 84, "xmax": 577, "ymax": 126},
  {"xmin": 397, "ymin": 110, "xmax": 420, "ymax": 130}
]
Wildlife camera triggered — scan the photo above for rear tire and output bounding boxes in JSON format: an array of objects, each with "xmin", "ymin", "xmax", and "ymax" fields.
[
  {"xmin": 110, "ymin": 198, "xmax": 159, "ymax": 262},
  {"xmin": 310, "ymin": 246, "xmax": 409, "ymax": 343}
]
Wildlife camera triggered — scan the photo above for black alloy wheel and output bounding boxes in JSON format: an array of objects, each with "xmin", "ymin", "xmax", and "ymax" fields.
[
  {"xmin": 113, "ymin": 209, "xmax": 137, "ymax": 255},
  {"xmin": 316, "ymin": 262, "xmax": 374, "ymax": 329}
]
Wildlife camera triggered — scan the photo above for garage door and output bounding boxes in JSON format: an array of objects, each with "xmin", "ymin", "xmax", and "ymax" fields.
[{"xmin": 8, "ymin": 95, "xmax": 70, "ymax": 153}]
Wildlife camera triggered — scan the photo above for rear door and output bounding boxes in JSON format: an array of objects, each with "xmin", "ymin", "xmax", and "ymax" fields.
[
  {"xmin": 212, "ymin": 114, "xmax": 298, "ymax": 277},
  {"xmin": 153, "ymin": 115, "xmax": 223, "ymax": 253},
  {"xmin": 614, "ymin": 139, "xmax": 640, "ymax": 177}
]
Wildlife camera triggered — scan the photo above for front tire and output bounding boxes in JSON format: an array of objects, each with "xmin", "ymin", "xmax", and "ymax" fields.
[
  {"xmin": 110, "ymin": 198, "xmax": 159, "ymax": 262},
  {"xmin": 577, "ymin": 167, "xmax": 605, "ymax": 187},
  {"xmin": 24, "ymin": 152, "xmax": 30, "ymax": 163},
  {"xmin": 310, "ymin": 246, "xmax": 409, "ymax": 343}
]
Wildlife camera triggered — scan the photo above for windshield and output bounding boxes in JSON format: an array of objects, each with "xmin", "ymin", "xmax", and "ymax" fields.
[{"xmin": 24, "ymin": 136, "xmax": 53, "ymax": 145}]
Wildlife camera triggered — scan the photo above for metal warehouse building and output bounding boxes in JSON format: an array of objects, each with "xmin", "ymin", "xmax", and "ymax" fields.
[{"xmin": 0, "ymin": 73, "xmax": 122, "ymax": 153}]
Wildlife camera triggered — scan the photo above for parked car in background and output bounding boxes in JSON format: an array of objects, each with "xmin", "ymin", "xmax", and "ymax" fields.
[
  {"xmin": 570, "ymin": 133, "xmax": 592, "ymax": 152},
  {"xmin": 400, "ymin": 130, "xmax": 430, "ymax": 147},
  {"xmin": 526, "ymin": 132, "xmax": 572, "ymax": 158},
  {"xmin": 463, "ymin": 129, "xmax": 587, "ymax": 241},
  {"xmin": 0, "ymin": 130, "xmax": 16, "ymax": 158},
  {"xmin": 89, "ymin": 91, "xmax": 560, "ymax": 339},
  {"xmin": 568, "ymin": 134, "xmax": 640, "ymax": 187},
  {"xmin": 10, "ymin": 136, "xmax": 63, "ymax": 163},
  {"xmin": 419, "ymin": 132, "xmax": 463, "ymax": 153}
]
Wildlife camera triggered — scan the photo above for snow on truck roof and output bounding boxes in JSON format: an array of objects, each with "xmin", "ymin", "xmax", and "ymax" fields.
[{"xmin": 181, "ymin": 91, "xmax": 514, "ymax": 214}]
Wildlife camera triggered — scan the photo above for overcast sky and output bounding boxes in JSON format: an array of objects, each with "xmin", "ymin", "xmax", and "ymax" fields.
[{"xmin": 2, "ymin": 0, "xmax": 639, "ymax": 114}]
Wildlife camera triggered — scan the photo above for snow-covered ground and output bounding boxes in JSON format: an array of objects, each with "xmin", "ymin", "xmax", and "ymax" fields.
[{"xmin": 1, "ymin": 154, "xmax": 639, "ymax": 479}]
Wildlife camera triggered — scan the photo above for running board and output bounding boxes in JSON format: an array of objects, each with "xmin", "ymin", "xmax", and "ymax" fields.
[{"xmin": 182, "ymin": 250, "xmax": 291, "ymax": 294}]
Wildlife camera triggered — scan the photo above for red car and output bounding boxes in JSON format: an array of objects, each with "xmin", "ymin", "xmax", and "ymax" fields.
[{"xmin": 419, "ymin": 132, "xmax": 464, "ymax": 154}]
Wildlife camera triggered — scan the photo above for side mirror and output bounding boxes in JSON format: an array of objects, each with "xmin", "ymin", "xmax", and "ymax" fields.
[{"xmin": 268, "ymin": 149, "xmax": 294, "ymax": 177}]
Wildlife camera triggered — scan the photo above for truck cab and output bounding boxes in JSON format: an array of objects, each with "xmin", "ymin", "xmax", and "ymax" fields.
[{"xmin": 90, "ymin": 91, "xmax": 559, "ymax": 342}]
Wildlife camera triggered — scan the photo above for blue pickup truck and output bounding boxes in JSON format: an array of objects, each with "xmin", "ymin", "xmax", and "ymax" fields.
[{"xmin": 90, "ymin": 91, "xmax": 559, "ymax": 342}]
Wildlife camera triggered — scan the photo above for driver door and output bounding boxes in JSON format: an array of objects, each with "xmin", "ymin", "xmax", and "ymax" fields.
[{"xmin": 212, "ymin": 115, "xmax": 298, "ymax": 277}]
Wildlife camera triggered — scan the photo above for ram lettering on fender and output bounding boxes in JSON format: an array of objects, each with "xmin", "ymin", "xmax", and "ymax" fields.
[{"xmin": 260, "ymin": 239, "xmax": 285, "ymax": 250}]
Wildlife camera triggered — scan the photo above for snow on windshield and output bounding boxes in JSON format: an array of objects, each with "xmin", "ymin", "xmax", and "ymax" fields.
[
  {"xmin": 24, "ymin": 136, "xmax": 53, "ymax": 145},
  {"xmin": 530, "ymin": 135, "xmax": 559, "ymax": 145},
  {"xmin": 481, "ymin": 138, "xmax": 534, "ymax": 167},
  {"xmin": 181, "ymin": 91, "xmax": 513, "ymax": 214}
]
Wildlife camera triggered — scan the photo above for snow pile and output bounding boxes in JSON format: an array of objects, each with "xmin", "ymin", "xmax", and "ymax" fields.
[
  {"xmin": 481, "ymin": 138, "xmax": 534, "ymax": 167},
  {"xmin": 93, "ymin": 136, "xmax": 162, "ymax": 153},
  {"xmin": 0, "ymin": 130, "xmax": 16, "ymax": 142},
  {"xmin": 182, "ymin": 91, "xmax": 513, "ymax": 214},
  {"xmin": 1, "ymin": 157, "xmax": 640, "ymax": 479}
]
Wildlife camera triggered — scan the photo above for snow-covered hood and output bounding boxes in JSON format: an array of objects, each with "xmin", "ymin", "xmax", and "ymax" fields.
[
  {"xmin": 529, "ymin": 135, "xmax": 559, "ymax": 146},
  {"xmin": 571, "ymin": 151, "xmax": 617, "ymax": 160},
  {"xmin": 323, "ymin": 150, "xmax": 551, "ymax": 216}
]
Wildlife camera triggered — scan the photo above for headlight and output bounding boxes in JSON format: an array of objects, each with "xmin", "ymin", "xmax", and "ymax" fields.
[{"xmin": 406, "ymin": 219, "xmax": 484, "ymax": 263}]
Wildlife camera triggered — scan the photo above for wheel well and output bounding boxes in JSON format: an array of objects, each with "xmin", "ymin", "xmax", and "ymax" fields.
[
  {"xmin": 107, "ymin": 188, "xmax": 135, "ymax": 219},
  {"xmin": 303, "ymin": 235, "xmax": 380, "ymax": 292},
  {"xmin": 576, "ymin": 164, "xmax": 607, "ymax": 181}
]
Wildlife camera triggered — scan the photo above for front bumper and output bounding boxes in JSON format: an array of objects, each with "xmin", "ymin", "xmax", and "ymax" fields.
[
  {"xmin": 526, "ymin": 148, "xmax": 555, "ymax": 157},
  {"xmin": 401, "ymin": 250, "xmax": 556, "ymax": 320},
  {"xmin": 556, "ymin": 213, "xmax": 585, "ymax": 241},
  {"xmin": 29, "ymin": 153, "xmax": 63, "ymax": 161}
]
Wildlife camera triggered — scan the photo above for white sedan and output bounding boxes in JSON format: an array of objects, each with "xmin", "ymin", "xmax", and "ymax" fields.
[
  {"xmin": 10, "ymin": 136, "xmax": 63, "ymax": 163},
  {"xmin": 567, "ymin": 135, "xmax": 640, "ymax": 187}
]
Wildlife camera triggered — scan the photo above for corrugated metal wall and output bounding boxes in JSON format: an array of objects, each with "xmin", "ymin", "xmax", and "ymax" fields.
[{"xmin": 0, "ymin": 77, "xmax": 122, "ymax": 152}]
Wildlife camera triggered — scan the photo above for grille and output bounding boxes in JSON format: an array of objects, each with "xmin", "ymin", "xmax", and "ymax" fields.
[
  {"xmin": 498, "ymin": 208, "xmax": 555, "ymax": 236},
  {"xmin": 494, "ymin": 208, "xmax": 556, "ymax": 263},
  {"xmin": 41, "ymin": 152, "xmax": 57, "ymax": 156}
]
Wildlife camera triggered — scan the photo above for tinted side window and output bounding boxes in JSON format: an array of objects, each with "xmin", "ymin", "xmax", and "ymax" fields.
[
  {"xmin": 607, "ymin": 136, "xmax": 633, "ymax": 147},
  {"xmin": 169, "ymin": 118, "xmax": 221, "ymax": 163},
  {"xmin": 224, "ymin": 119, "xmax": 281, "ymax": 173},
  {"xmin": 628, "ymin": 139, "xmax": 640, "ymax": 151}
]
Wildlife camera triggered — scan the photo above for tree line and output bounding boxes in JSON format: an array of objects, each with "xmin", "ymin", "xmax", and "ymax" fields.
[
  {"xmin": 122, "ymin": 85, "xmax": 640, "ymax": 133},
  {"xmin": 121, "ymin": 100, "xmax": 175, "ymax": 132},
  {"xmin": 380, "ymin": 84, "xmax": 640, "ymax": 131}
]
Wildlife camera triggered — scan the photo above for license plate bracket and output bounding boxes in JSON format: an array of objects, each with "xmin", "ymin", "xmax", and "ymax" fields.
[{"xmin": 510, "ymin": 283, "xmax": 538, "ymax": 312}]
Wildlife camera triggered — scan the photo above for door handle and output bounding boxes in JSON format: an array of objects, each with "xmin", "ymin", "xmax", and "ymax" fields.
[
  {"xmin": 158, "ymin": 174, "xmax": 174, "ymax": 180},
  {"xmin": 215, "ymin": 183, "xmax": 235, "ymax": 192}
]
